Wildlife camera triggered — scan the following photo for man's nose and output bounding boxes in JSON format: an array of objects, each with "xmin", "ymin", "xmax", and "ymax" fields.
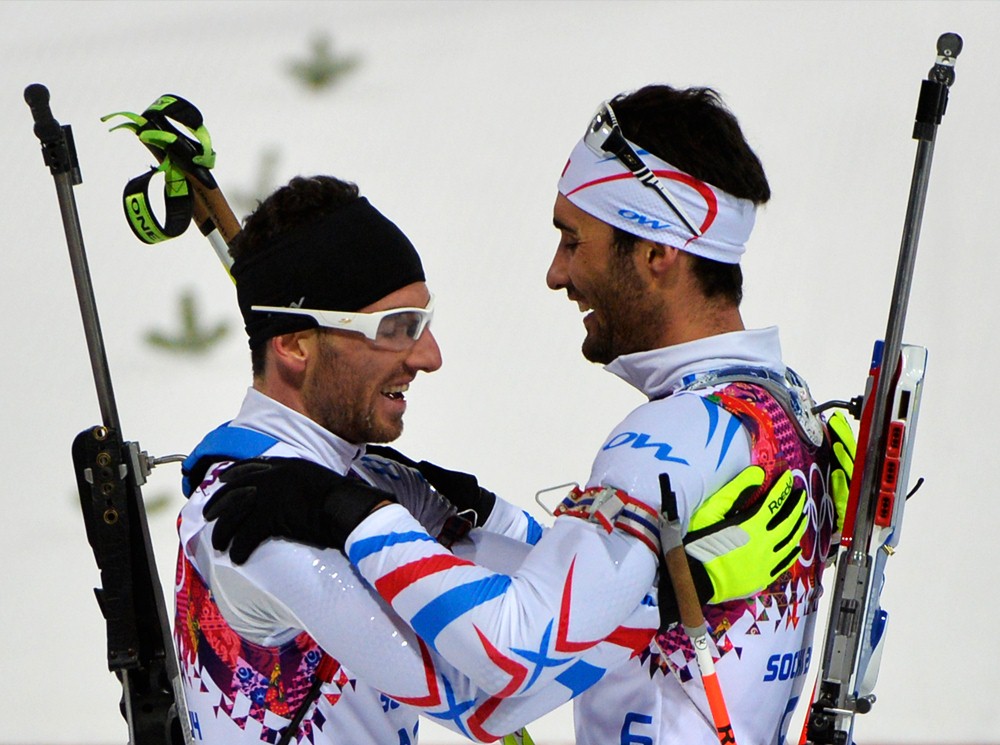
[
  {"xmin": 408, "ymin": 327, "xmax": 443, "ymax": 373},
  {"xmin": 546, "ymin": 247, "xmax": 568, "ymax": 290}
]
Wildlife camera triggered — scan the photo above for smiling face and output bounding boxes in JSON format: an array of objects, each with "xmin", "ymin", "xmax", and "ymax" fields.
[
  {"xmin": 299, "ymin": 282, "xmax": 441, "ymax": 444},
  {"xmin": 547, "ymin": 194, "xmax": 666, "ymax": 364}
]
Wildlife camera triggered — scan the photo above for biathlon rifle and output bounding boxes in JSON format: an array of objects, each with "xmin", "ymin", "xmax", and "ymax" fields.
[
  {"xmin": 24, "ymin": 84, "xmax": 193, "ymax": 745},
  {"xmin": 803, "ymin": 33, "xmax": 962, "ymax": 745}
]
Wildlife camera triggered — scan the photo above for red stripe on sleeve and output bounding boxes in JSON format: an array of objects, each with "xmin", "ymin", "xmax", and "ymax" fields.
[
  {"xmin": 375, "ymin": 553, "xmax": 475, "ymax": 603},
  {"xmin": 605, "ymin": 625, "xmax": 656, "ymax": 658}
]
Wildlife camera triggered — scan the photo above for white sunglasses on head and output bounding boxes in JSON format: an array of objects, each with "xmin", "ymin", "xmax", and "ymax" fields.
[{"xmin": 252, "ymin": 294, "xmax": 434, "ymax": 351}]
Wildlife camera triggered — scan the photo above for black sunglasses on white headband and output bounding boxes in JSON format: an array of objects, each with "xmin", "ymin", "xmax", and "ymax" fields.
[{"xmin": 583, "ymin": 101, "xmax": 702, "ymax": 238}]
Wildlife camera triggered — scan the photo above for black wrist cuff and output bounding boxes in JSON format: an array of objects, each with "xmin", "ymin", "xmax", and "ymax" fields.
[
  {"xmin": 472, "ymin": 488, "xmax": 497, "ymax": 527},
  {"xmin": 656, "ymin": 557, "xmax": 716, "ymax": 630},
  {"xmin": 321, "ymin": 481, "xmax": 396, "ymax": 549},
  {"xmin": 687, "ymin": 556, "xmax": 715, "ymax": 605}
]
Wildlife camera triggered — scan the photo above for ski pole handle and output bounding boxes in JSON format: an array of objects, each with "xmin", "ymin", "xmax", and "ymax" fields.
[
  {"xmin": 662, "ymin": 544, "xmax": 705, "ymax": 630},
  {"xmin": 160, "ymin": 149, "xmax": 239, "ymax": 274},
  {"xmin": 182, "ymin": 168, "xmax": 242, "ymax": 258},
  {"xmin": 659, "ymin": 474, "xmax": 738, "ymax": 744},
  {"xmin": 106, "ymin": 94, "xmax": 242, "ymax": 273}
]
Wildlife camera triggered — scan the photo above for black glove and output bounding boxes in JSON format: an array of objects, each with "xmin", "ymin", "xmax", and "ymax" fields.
[
  {"xmin": 365, "ymin": 445, "xmax": 496, "ymax": 527},
  {"xmin": 203, "ymin": 458, "xmax": 396, "ymax": 564}
]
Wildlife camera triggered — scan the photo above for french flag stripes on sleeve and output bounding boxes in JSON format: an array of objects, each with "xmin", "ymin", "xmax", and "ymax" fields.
[{"xmin": 346, "ymin": 502, "xmax": 660, "ymax": 697}]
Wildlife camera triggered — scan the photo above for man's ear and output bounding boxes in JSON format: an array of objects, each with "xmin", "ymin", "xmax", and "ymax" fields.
[
  {"xmin": 268, "ymin": 330, "xmax": 317, "ymax": 382},
  {"xmin": 641, "ymin": 241, "xmax": 682, "ymax": 279}
]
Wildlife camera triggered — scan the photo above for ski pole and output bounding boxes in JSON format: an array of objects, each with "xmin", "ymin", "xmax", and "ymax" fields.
[
  {"xmin": 804, "ymin": 32, "xmax": 962, "ymax": 745},
  {"xmin": 25, "ymin": 82, "xmax": 194, "ymax": 745},
  {"xmin": 660, "ymin": 475, "xmax": 737, "ymax": 745},
  {"xmin": 103, "ymin": 95, "xmax": 241, "ymax": 275}
]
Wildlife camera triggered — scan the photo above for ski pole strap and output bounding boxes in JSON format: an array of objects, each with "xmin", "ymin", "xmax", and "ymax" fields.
[
  {"xmin": 104, "ymin": 94, "xmax": 219, "ymax": 245},
  {"xmin": 121, "ymin": 160, "xmax": 193, "ymax": 244},
  {"xmin": 137, "ymin": 94, "xmax": 217, "ymax": 180}
]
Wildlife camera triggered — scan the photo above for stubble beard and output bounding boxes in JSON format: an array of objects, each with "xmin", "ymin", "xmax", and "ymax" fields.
[
  {"xmin": 303, "ymin": 334, "xmax": 404, "ymax": 445},
  {"xmin": 581, "ymin": 252, "xmax": 659, "ymax": 364}
]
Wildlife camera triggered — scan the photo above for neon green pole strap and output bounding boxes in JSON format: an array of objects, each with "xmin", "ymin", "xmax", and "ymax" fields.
[
  {"xmin": 139, "ymin": 94, "xmax": 217, "ymax": 171},
  {"xmin": 103, "ymin": 93, "xmax": 221, "ymax": 244},
  {"xmin": 101, "ymin": 110, "xmax": 148, "ymax": 132},
  {"xmin": 119, "ymin": 156, "xmax": 194, "ymax": 245}
]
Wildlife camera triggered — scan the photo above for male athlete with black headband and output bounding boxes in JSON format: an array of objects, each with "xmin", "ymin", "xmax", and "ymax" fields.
[{"xmin": 192, "ymin": 86, "xmax": 853, "ymax": 744}]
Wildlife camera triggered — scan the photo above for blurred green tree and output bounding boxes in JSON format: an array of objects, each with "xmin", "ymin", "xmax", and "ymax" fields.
[
  {"xmin": 288, "ymin": 34, "xmax": 360, "ymax": 91},
  {"xmin": 145, "ymin": 289, "xmax": 228, "ymax": 354}
]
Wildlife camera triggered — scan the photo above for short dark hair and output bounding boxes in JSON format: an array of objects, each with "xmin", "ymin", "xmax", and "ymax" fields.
[
  {"xmin": 609, "ymin": 85, "xmax": 768, "ymax": 305},
  {"xmin": 230, "ymin": 175, "xmax": 361, "ymax": 262},
  {"xmin": 232, "ymin": 176, "xmax": 361, "ymax": 376}
]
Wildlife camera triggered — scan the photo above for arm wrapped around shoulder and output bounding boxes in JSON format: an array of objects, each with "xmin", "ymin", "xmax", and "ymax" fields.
[
  {"xmin": 365, "ymin": 445, "xmax": 496, "ymax": 527},
  {"xmin": 203, "ymin": 457, "xmax": 396, "ymax": 563},
  {"xmin": 658, "ymin": 466, "xmax": 807, "ymax": 625}
]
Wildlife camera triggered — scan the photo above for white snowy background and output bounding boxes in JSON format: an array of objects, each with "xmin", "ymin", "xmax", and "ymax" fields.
[{"xmin": 2, "ymin": 1, "xmax": 998, "ymax": 743}]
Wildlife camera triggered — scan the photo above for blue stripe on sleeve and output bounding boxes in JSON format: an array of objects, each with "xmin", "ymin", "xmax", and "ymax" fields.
[
  {"xmin": 410, "ymin": 575, "xmax": 512, "ymax": 650},
  {"xmin": 523, "ymin": 512, "xmax": 544, "ymax": 545},
  {"xmin": 699, "ymin": 397, "xmax": 747, "ymax": 471},
  {"xmin": 700, "ymin": 396, "xmax": 720, "ymax": 447},
  {"xmin": 717, "ymin": 414, "xmax": 744, "ymax": 471},
  {"xmin": 348, "ymin": 531, "xmax": 438, "ymax": 564},
  {"xmin": 623, "ymin": 509, "xmax": 660, "ymax": 536}
]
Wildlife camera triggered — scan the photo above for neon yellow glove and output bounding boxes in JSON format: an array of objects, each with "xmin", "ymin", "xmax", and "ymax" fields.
[
  {"xmin": 827, "ymin": 411, "xmax": 856, "ymax": 535},
  {"xmin": 662, "ymin": 466, "xmax": 807, "ymax": 616}
]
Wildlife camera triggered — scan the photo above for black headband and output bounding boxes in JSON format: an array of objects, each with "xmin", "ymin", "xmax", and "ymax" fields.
[{"xmin": 232, "ymin": 197, "xmax": 425, "ymax": 348}]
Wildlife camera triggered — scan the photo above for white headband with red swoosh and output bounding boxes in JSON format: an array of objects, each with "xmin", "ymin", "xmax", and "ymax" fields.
[{"xmin": 557, "ymin": 138, "xmax": 757, "ymax": 264}]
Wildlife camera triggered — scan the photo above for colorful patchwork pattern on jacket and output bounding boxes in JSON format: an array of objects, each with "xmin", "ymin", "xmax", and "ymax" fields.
[
  {"xmin": 647, "ymin": 381, "xmax": 835, "ymax": 680},
  {"xmin": 175, "ymin": 553, "xmax": 351, "ymax": 742}
]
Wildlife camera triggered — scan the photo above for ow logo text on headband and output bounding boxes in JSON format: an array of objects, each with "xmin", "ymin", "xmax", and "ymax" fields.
[
  {"xmin": 558, "ymin": 139, "xmax": 755, "ymax": 265},
  {"xmin": 620, "ymin": 209, "xmax": 674, "ymax": 231}
]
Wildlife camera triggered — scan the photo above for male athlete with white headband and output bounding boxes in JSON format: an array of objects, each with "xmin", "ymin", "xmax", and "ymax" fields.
[
  {"xmin": 545, "ymin": 85, "xmax": 849, "ymax": 744},
  {"xmin": 198, "ymin": 86, "xmax": 853, "ymax": 744}
]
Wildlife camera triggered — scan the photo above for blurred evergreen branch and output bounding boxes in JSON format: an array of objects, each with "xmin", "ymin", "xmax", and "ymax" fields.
[
  {"xmin": 145, "ymin": 289, "xmax": 229, "ymax": 354},
  {"xmin": 230, "ymin": 147, "xmax": 281, "ymax": 219},
  {"xmin": 287, "ymin": 34, "xmax": 360, "ymax": 91}
]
